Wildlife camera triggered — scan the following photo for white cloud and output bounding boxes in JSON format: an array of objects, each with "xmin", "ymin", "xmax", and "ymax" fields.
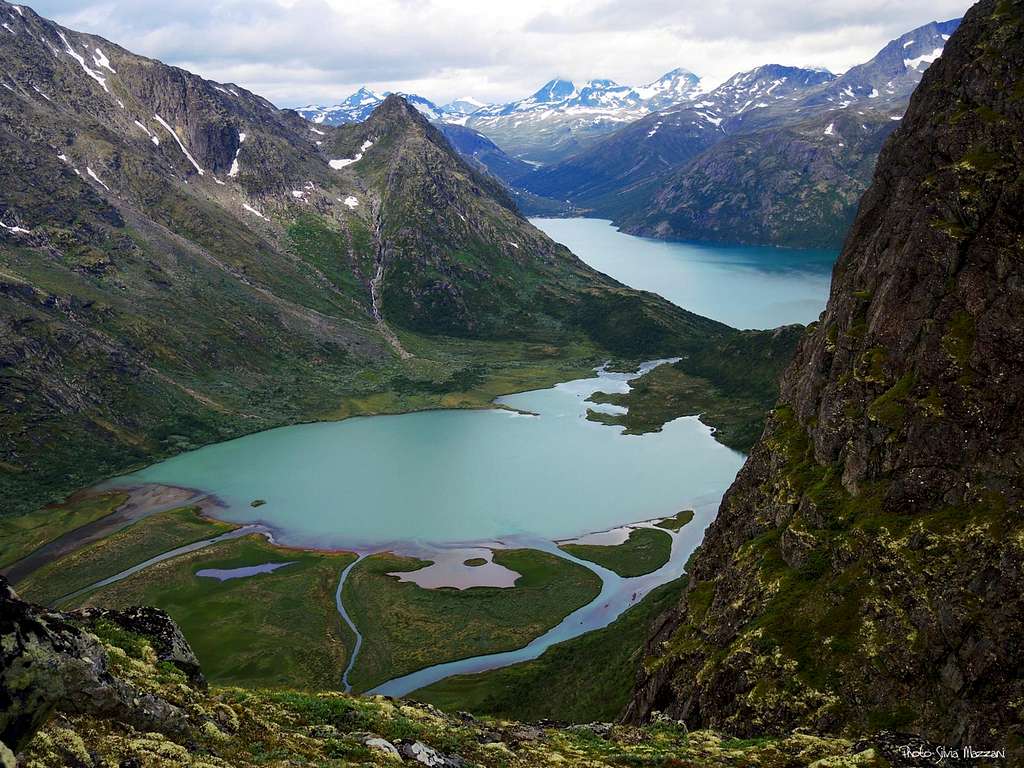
[{"xmin": 30, "ymin": 0, "xmax": 973, "ymax": 107}]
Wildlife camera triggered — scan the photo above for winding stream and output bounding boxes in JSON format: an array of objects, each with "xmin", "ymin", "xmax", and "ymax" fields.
[
  {"xmin": 55, "ymin": 524, "xmax": 270, "ymax": 606},
  {"xmin": 336, "ymin": 555, "xmax": 367, "ymax": 693},
  {"xmin": 367, "ymin": 513, "xmax": 710, "ymax": 697}
]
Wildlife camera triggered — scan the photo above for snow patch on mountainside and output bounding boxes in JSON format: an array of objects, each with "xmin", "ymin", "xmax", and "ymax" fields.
[
  {"xmin": 242, "ymin": 203, "xmax": 265, "ymax": 219},
  {"xmin": 228, "ymin": 132, "xmax": 246, "ymax": 177},
  {"xmin": 329, "ymin": 140, "xmax": 373, "ymax": 169},
  {"xmin": 904, "ymin": 48, "xmax": 943, "ymax": 70},
  {"xmin": 57, "ymin": 31, "xmax": 108, "ymax": 92},
  {"xmin": 154, "ymin": 113, "xmax": 204, "ymax": 175},
  {"xmin": 86, "ymin": 166, "xmax": 109, "ymax": 190},
  {"xmin": 92, "ymin": 47, "xmax": 114, "ymax": 73}
]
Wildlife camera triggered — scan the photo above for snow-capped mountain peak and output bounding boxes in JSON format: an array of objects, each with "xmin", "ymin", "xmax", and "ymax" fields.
[
  {"xmin": 296, "ymin": 88, "xmax": 448, "ymax": 125},
  {"xmin": 529, "ymin": 78, "xmax": 579, "ymax": 104},
  {"xmin": 444, "ymin": 96, "xmax": 488, "ymax": 115},
  {"xmin": 634, "ymin": 67, "xmax": 703, "ymax": 109},
  {"xmin": 296, "ymin": 87, "xmax": 490, "ymax": 126},
  {"xmin": 698, "ymin": 64, "xmax": 836, "ymax": 116},
  {"xmin": 345, "ymin": 86, "xmax": 386, "ymax": 106},
  {"xmin": 802, "ymin": 18, "xmax": 961, "ymax": 107}
]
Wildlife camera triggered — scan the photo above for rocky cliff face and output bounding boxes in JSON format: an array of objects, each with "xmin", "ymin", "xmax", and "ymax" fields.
[{"xmin": 627, "ymin": 0, "xmax": 1024, "ymax": 755}]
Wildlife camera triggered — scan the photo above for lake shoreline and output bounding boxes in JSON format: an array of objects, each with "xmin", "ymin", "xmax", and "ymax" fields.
[
  {"xmin": 92, "ymin": 359, "xmax": 737, "ymax": 553},
  {"xmin": 530, "ymin": 217, "xmax": 836, "ymax": 330}
]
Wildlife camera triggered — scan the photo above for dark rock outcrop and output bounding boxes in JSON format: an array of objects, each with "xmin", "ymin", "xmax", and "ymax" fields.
[
  {"xmin": 72, "ymin": 605, "xmax": 206, "ymax": 688},
  {"xmin": 0, "ymin": 576, "xmax": 187, "ymax": 753},
  {"xmin": 627, "ymin": 0, "xmax": 1024, "ymax": 756}
]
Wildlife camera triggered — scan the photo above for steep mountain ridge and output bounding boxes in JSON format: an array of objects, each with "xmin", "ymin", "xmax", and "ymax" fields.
[
  {"xmin": 626, "ymin": 0, "xmax": 1024, "ymax": 754},
  {"xmin": 699, "ymin": 64, "xmax": 837, "ymax": 117},
  {"xmin": 804, "ymin": 19, "xmax": 962, "ymax": 108},
  {"xmin": 0, "ymin": 0, "xmax": 395, "ymax": 513}
]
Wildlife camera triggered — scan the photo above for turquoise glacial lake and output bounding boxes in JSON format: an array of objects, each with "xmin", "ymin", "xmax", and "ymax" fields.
[
  {"xmin": 530, "ymin": 217, "xmax": 837, "ymax": 329},
  {"xmin": 109, "ymin": 362, "xmax": 745, "ymax": 551}
]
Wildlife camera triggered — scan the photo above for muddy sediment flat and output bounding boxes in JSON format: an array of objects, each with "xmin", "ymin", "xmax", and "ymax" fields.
[{"xmin": 4, "ymin": 484, "xmax": 213, "ymax": 584}]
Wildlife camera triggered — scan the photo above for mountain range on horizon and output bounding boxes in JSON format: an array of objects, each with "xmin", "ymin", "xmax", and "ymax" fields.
[
  {"xmin": 296, "ymin": 16, "xmax": 961, "ymax": 240},
  {"xmin": 295, "ymin": 16, "xmax": 958, "ymax": 169},
  {"xmin": 511, "ymin": 16, "xmax": 961, "ymax": 248},
  {"xmin": 295, "ymin": 67, "xmax": 703, "ymax": 133}
]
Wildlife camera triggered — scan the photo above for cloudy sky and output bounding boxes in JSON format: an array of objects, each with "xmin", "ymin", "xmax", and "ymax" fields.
[{"xmin": 30, "ymin": 0, "xmax": 972, "ymax": 108}]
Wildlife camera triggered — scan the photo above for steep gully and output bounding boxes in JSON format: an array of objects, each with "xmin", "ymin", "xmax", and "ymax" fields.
[{"xmin": 371, "ymin": 209, "xmax": 413, "ymax": 360}]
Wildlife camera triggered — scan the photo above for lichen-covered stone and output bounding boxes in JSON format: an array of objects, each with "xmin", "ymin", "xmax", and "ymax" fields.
[
  {"xmin": 72, "ymin": 606, "xmax": 205, "ymax": 689},
  {"xmin": 0, "ymin": 576, "xmax": 186, "ymax": 753},
  {"xmin": 364, "ymin": 735, "xmax": 402, "ymax": 760}
]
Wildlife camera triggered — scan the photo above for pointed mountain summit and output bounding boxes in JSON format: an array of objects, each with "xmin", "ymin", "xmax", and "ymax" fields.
[
  {"xmin": 296, "ymin": 88, "xmax": 452, "ymax": 125},
  {"xmin": 636, "ymin": 67, "xmax": 703, "ymax": 110},
  {"xmin": 529, "ymin": 78, "xmax": 578, "ymax": 103}
]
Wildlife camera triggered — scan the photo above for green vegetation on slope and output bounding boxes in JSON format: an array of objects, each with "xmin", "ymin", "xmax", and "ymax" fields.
[
  {"xmin": 560, "ymin": 528, "xmax": 673, "ymax": 578},
  {"xmin": 413, "ymin": 577, "xmax": 688, "ymax": 722},
  {"xmin": 20, "ymin": 612, "xmax": 878, "ymax": 768},
  {"xmin": 343, "ymin": 549, "xmax": 602, "ymax": 691},
  {"xmin": 17, "ymin": 506, "xmax": 235, "ymax": 605},
  {"xmin": 588, "ymin": 327, "xmax": 804, "ymax": 452},
  {"xmin": 0, "ymin": 491, "xmax": 127, "ymax": 569},
  {"xmin": 74, "ymin": 535, "xmax": 357, "ymax": 690},
  {"xmin": 323, "ymin": 337, "xmax": 601, "ymax": 420}
]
